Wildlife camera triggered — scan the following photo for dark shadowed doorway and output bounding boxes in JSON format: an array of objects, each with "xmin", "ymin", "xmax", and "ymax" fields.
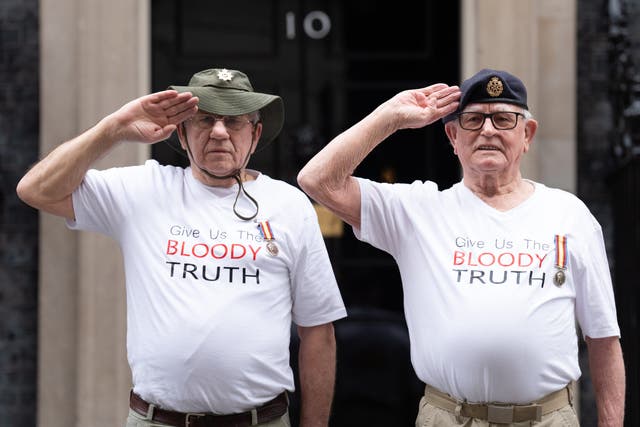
[{"xmin": 152, "ymin": 1, "xmax": 460, "ymax": 425}]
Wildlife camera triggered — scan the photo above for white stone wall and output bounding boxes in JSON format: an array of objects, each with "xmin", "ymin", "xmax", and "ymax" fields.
[
  {"xmin": 39, "ymin": 0, "xmax": 149, "ymax": 426},
  {"xmin": 462, "ymin": 0, "xmax": 576, "ymax": 192}
]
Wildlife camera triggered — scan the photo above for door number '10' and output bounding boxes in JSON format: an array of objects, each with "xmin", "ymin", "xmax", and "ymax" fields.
[{"xmin": 286, "ymin": 11, "xmax": 331, "ymax": 40}]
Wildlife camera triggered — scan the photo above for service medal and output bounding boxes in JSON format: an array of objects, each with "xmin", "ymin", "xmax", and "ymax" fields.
[
  {"xmin": 553, "ymin": 269, "xmax": 566, "ymax": 286},
  {"xmin": 258, "ymin": 220, "xmax": 279, "ymax": 256},
  {"xmin": 266, "ymin": 241, "xmax": 279, "ymax": 256},
  {"xmin": 553, "ymin": 234, "xmax": 568, "ymax": 287}
]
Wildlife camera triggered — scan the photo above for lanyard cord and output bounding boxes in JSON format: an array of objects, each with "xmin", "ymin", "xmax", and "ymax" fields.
[{"xmin": 182, "ymin": 125, "xmax": 260, "ymax": 221}]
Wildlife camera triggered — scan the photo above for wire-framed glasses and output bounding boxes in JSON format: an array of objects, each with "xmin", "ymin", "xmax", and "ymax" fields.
[
  {"xmin": 189, "ymin": 114, "xmax": 257, "ymax": 131},
  {"xmin": 457, "ymin": 111, "xmax": 525, "ymax": 131}
]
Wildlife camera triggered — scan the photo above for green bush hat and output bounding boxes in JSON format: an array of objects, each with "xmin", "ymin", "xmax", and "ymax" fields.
[{"xmin": 169, "ymin": 68, "xmax": 285, "ymax": 145}]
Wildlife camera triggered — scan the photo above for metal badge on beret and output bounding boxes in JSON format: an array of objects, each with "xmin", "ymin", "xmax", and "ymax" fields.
[
  {"xmin": 486, "ymin": 76, "xmax": 504, "ymax": 97},
  {"xmin": 217, "ymin": 68, "xmax": 234, "ymax": 82}
]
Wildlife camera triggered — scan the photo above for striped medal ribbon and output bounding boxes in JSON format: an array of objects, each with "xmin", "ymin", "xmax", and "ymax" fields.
[
  {"xmin": 553, "ymin": 234, "xmax": 567, "ymax": 286},
  {"xmin": 258, "ymin": 220, "xmax": 279, "ymax": 256}
]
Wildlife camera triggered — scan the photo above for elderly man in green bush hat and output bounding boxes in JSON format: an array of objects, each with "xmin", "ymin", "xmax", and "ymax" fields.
[
  {"xmin": 17, "ymin": 67, "xmax": 346, "ymax": 427},
  {"xmin": 170, "ymin": 68, "xmax": 285, "ymax": 219}
]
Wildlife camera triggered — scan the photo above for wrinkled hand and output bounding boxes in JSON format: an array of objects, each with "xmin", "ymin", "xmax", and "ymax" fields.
[
  {"xmin": 384, "ymin": 84, "xmax": 460, "ymax": 131},
  {"xmin": 110, "ymin": 90, "xmax": 199, "ymax": 144}
]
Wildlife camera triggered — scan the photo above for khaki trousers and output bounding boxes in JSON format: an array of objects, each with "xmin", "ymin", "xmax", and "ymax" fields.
[{"xmin": 415, "ymin": 386, "xmax": 580, "ymax": 427}]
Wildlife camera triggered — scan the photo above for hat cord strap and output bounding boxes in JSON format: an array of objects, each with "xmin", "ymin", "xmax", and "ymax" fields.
[
  {"xmin": 192, "ymin": 163, "xmax": 259, "ymax": 221},
  {"xmin": 231, "ymin": 174, "xmax": 259, "ymax": 221},
  {"xmin": 192, "ymin": 163, "xmax": 260, "ymax": 221},
  {"xmin": 182, "ymin": 126, "xmax": 259, "ymax": 221},
  {"xmin": 230, "ymin": 134, "xmax": 259, "ymax": 221}
]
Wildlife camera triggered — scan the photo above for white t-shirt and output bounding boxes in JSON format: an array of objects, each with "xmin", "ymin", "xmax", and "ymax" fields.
[
  {"xmin": 68, "ymin": 160, "xmax": 346, "ymax": 413},
  {"xmin": 356, "ymin": 178, "xmax": 620, "ymax": 404}
]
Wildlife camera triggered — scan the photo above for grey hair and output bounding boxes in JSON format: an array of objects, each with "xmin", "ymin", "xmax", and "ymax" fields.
[{"xmin": 249, "ymin": 111, "xmax": 261, "ymax": 124}]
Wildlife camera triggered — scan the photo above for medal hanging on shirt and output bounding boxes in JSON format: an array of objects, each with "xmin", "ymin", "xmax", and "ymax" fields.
[
  {"xmin": 553, "ymin": 234, "xmax": 567, "ymax": 286},
  {"xmin": 258, "ymin": 220, "xmax": 279, "ymax": 256}
]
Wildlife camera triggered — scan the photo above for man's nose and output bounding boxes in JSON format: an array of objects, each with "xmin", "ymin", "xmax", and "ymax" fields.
[
  {"xmin": 480, "ymin": 115, "xmax": 498, "ymax": 134},
  {"xmin": 209, "ymin": 119, "xmax": 229, "ymax": 134}
]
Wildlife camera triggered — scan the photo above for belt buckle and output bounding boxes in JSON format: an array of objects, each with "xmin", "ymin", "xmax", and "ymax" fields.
[
  {"xmin": 487, "ymin": 405, "xmax": 514, "ymax": 424},
  {"xmin": 185, "ymin": 413, "xmax": 205, "ymax": 427}
]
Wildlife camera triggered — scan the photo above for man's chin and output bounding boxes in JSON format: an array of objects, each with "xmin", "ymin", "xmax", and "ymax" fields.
[{"xmin": 470, "ymin": 159, "xmax": 508, "ymax": 173}]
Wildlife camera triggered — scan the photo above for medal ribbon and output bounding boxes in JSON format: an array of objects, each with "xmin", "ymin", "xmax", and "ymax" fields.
[
  {"xmin": 258, "ymin": 220, "xmax": 274, "ymax": 240},
  {"xmin": 554, "ymin": 234, "xmax": 567, "ymax": 269}
]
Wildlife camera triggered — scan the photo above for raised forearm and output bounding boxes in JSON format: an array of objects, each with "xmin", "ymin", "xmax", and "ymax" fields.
[
  {"xmin": 17, "ymin": 115, "xmax": 121, "ymax": 218},
  {"xmin": 297, "ymin": 106, "xmax": 395, "ymax": 202},
  {"xmin": 297, "ymin": 106, "xmax": 396, "ymax": 228},
  {"xmin": 298, "ymin": 84, "xmax": 459, "ymax": 228},
  {"xmin": 17, "ymin": 90, "xmax": 197, "ymax": 219},
  {"xmin": 297, "ymin": 323, "xmax": 337, "ymax": 427}
]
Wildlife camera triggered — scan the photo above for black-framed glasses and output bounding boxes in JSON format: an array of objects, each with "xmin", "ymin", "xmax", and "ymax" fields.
[
  {"xmin": 457, "ymin": 111, "xmax": 525, "ymax": 131},
  {"xmin": 189, "ymin": 114, "xmax": 257, "ymax": 132}
]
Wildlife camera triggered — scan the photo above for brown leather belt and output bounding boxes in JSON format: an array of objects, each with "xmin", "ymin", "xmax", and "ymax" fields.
[
  {"xmin": 424, "ymin": 383, "xmax": 573, "ymax": 424},
  {"xmin": 129, "ymin": 390, "xmax": 288, "ymax": 427}
]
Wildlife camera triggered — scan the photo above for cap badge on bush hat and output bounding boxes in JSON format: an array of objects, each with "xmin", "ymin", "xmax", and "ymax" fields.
[
  {"xmin": 443, "ymin": 68, "xmax": 528, "ymax": 123},
  {"xmin": 217, "ymin": 69, "xmax": 234, "ymax": 82},
  {"xmin": 169, "ymin": 68, "xmax": 285, "ymax": 145}
]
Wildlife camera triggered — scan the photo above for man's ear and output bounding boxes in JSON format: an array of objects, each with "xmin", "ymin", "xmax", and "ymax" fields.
[
  {"xmin": 444, "ymin": 122, "xmax": 458, "ymax": 154},
  {"xmin": 523, "ymin": 118, "xmax": 538, "ymax": 153},
  {"xmin": 177, "ymin": 122, "xmax": 187, "ymax": 150},
  {"xmin": 251, "ymin": 122, "xmax": 263, "ymax": 154}
]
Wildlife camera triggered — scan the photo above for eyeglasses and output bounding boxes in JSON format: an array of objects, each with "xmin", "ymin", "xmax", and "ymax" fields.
[
  {"xmin": 457, "ymin": 111, "xmax": 525, "ymax": 131},
  {"xmin": 189, "ymin": 114, "xmax": 257, "ymax": 131}
]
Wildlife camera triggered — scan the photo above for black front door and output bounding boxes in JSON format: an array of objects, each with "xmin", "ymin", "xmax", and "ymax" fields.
[{"xmin": 152, "ymin": 1, "xmax": 460, "ymax": 424}]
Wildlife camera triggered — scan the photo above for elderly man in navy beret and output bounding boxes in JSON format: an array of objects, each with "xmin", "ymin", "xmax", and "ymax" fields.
[{"xmin": 298, "ymin": 69, "xmax": 625, "ymax": 426}]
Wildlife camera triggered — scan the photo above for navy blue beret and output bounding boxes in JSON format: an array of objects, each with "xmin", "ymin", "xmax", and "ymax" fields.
[{"xmin": 443, "ymin": 68, "xmax": 529, "ymax": 123}]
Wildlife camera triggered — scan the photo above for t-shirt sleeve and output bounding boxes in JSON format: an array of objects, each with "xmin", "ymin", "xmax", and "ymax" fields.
[
  {"xmin": 289, "ymin": 200, "xmax": 347, "ymax": 327},
  {"xmin": 354, "ymin": 177, "xmax": 402, "ymax": 255},
  {"xmin": 66, "ymin": 165, "xmax": 147, "ymax": 239},
  {"xmin": 67, "ymin": 160, "xmax": 164, "ymax": 240},
  {"xmin": 573, "ymin": 219, "xmax": 621, "ymax": 339},
  {"xmin": 355, "ymin": 177, "xmax": 437, "ymax": 257}
]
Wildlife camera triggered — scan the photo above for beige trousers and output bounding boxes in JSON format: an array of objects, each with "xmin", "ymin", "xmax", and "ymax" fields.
[{"xmin": 415, "ymin": 399, "xmax": 580, "ymax": 427}]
